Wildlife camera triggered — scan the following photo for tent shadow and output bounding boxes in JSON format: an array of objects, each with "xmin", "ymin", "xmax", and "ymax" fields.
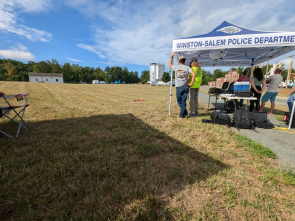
[{"xmin": 1, "ymin": 114, "xmax": 229, "ymax": 220}]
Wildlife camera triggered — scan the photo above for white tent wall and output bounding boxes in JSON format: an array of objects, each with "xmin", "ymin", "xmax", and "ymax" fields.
[{"xmin": 169, "ymin": 21, "xmax": 295, "ymax": 122}]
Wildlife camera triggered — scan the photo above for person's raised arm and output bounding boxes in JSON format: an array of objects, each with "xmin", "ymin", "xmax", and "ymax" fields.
[{"xmin": 169, "ymin": 52, "xmax": 174, "ymax": 69}]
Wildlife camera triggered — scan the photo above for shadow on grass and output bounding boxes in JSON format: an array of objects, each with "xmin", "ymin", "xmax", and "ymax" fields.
[{"xmin": 0, "ymin": 114, "xmax": 228, "ymax": 220}]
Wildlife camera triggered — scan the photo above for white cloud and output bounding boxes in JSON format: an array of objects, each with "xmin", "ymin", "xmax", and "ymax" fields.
[
  {"xmin": 67, "ymin": 0, "xmax": 295, "ymax": 66},
  {"xmin": 0, "ymin": 44, "xmax": 36, "ymax": 61},
  {"xmin": 0, "ymin": 1, "xmax": 52, "ymax": 42},
  {"xmin": 1, "ymin": 0, "xmax": 52, "ymax": 13},
  {"xmin": 66, "ymin": 57, "xmax": 82, "ymax": 62},
  {"xmin": 77, "ymin": 44, "xmax": 106, "ymax": 59}
]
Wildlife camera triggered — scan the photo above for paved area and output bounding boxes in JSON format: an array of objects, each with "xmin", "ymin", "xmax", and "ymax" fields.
[{"xmin": 198, "ymin": 89, "xmax": 295, "ymax": 171}]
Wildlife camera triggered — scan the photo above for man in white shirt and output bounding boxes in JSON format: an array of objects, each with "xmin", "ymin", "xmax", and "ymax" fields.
[
  {"xmin": 259, "ymin": 68, "xmax": 283, "ymax": 114},
  {"xmin": 169, "ymin": 52, "xmax": 195, "ymax": 118}
]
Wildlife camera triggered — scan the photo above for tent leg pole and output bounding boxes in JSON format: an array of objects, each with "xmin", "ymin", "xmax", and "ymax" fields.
[
  {"xmin": 246, "ymin": 62, "xmax": 254, "ymax": 110},
  {"xmin": 169, "ymin": 58, "xmax": 174, "ymax": 116},
  {"xmin": 288, "ymin": 98, "xmax": 295, "ymax": 129},
  {"xmin": 246, "ymin": 65, "xmax": 254, "ymax": 110},
  {"xmin": 169, "ymin": 78, "xmax": 172, "ymax": 116}
]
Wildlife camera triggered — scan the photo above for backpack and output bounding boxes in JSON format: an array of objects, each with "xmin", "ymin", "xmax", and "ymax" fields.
[
  {"xmin": 233, "ymin": 108, "xmax": 253, "ymax": 129},
  {"xmin": 226, "ymin": 101, "xmax": 235, "ymax": 113}
]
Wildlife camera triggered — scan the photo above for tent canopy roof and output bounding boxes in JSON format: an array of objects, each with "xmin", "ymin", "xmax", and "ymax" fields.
[
  {"xmin": 180, "ymin": 21, "xmax": 275, "ymax": 39},
  {"xmin": 173, "ymin": 21, "xmax": 295, "ymax": 67}
]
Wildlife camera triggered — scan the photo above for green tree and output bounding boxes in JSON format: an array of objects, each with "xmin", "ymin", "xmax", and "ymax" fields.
[
  {"xmin": 33, "ymin": 61, "xmax": 51, "ymax": 73},
  {"xmin": 140, "ymin": 70, "xmax": 149, "ymax": 83},
  {"xmin": 4, "ymin": 63, "xmax": 17, "ymax": 76},
  {"xmin": 162, "ymin": 72, "xmax": 170, "ymax": 84},
  {"xmin": 237, "ymin": 66, "xmax": 244, "ymax": 77}
]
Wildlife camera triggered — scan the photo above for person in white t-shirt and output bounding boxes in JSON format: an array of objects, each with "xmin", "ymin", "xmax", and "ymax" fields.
[
  {"xmin": 259, "ymin": 68, "xmax": 283, "ymax": 114},
  {"xmin": 169, "ymin": 52, "xmax": 195, "ymax": 118}
]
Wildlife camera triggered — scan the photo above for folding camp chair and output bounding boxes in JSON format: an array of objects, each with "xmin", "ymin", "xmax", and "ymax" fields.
[{"xmin": 0, "ymin": 92, "xmax": 30, "ymax": 139}]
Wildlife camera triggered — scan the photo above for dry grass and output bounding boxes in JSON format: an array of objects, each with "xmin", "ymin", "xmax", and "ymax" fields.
[{"xmin": 1, "ymin": 82, "xmax": 295, "ymax": 220}]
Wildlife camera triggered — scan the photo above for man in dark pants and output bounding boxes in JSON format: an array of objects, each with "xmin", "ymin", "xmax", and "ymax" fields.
[{"xmin": 169, "ymin": 52, "xmax": 195, "ymax": 118}]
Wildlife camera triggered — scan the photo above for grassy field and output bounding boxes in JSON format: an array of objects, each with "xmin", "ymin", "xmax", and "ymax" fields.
[{"xmin": 1, "ymin": 82, "xmax": 295, "ymax": 220}]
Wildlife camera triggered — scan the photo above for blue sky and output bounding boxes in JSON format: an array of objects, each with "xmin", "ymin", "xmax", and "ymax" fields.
[{"xmin": 1, "ymin": 0, "xmax": 295, "ymax": 74}]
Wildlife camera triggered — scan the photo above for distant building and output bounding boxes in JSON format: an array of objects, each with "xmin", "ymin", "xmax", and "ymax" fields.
[
  {"xmin": 216, "ymin": 77, "xmax": 225, "ymax": 88},
  {"xmin": 28, "ymin": 73, "xmax": 63, "ymax": 83},
  {"xmin": 149, "ymin": 63, "xmax": 165, "ymax": 84},
  {"xmin": 225, "ymin": 71, "xmax": 239, "ymax": 82},
  {"xmin": 208, "ymin": 81, "xmax": 216, "ymax": 87}
]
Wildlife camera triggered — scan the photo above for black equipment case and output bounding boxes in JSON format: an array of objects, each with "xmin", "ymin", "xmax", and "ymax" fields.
[
  {"xmin": 235, "ymin": 90, "xmax": 253, "ymax": 97},
  {"xmin": 252, "ymin": 111, "xmax": 275, "ymax": 129},
  {"xmin": 211, "ymin": 111, "xmax": 231, "ymax": 126},
  {"xmin": 252, "ymin": 111, "xmax": 267, "ymax": 124},
  {"xmin": 220, "ymin": 89, "xmax": 233, "ymax": 94}
]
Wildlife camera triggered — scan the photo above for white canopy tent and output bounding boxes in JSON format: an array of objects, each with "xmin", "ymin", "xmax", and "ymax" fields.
[{"xmin": 169, "ymin": 21, "xmax": 295, "ymax": 129}]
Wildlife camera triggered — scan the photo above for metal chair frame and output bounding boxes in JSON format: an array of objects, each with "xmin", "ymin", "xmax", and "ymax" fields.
[{"xmin": 0, "ymin": 93, "xmax": 30, "ymax": 139}]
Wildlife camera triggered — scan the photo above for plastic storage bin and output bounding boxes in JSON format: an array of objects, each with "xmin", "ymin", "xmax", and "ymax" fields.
[{"xmin": 233, "ymin": 82, "xmax": 250, "ymax": 94}]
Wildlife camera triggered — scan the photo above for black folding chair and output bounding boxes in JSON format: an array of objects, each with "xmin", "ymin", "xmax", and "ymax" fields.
[{"xmin": 0, "ymin": 92, "xmax": 30, "ymax": 139}]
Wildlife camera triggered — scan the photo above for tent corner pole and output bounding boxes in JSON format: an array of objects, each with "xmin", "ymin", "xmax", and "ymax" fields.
[
  {"xmin": 288, "ymin": 97, "xmax": 295, "ymax": 129},
  {"xmin": 169, "ymin": 57, "xmax": 173, "ymax": 116},
  {"xmin": 246, "ymin": 60, "xmax": 254, "ymax": 110}
]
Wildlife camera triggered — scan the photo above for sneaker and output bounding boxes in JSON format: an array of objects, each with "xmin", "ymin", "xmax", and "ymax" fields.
[
  {"xmin": 193, "ymin": 113, "xmax": 198, "ymax": 117},
  {"xmin": 188, "ymin": 113, "xmax": 195, "ymax": 117}
]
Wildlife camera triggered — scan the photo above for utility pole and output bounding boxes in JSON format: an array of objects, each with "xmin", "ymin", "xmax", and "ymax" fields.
[
  {"xmin": 266, "ymin": 60, "xmax": 269, "ymax": 76},
  {"xmin": 252, "ymin": 66, "xmax": 256, "ymax": 76},
  {"xmin": 286, "ymin": 57, "xmax": 294, "ymax": 88}
]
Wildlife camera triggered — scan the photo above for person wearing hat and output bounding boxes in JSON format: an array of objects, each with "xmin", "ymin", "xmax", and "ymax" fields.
[
  {"xmin": 169, "ymin": 52, "xmax": 196, "ymax": 118},
  {"xmin": 287, "ymin": 73, "xmax": 295, "ymax": 112}
]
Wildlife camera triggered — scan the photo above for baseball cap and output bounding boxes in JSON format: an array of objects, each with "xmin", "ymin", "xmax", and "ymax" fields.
[
  {"xmin": 179, "ymin": 56, "xmax": 186, "ymax": 60},
  {"xmin": 190, "ymin": 57, "xmax": 198, "ymax": 62}
]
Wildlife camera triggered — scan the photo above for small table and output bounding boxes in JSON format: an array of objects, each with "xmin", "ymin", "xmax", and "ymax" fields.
[
  {"xmin": 0, "ymin": 93, "xmax": 30, "ymax": 139},
  {"xmin": 208, "ymin": 93, "xmax": 220, "ymax": 111},
  {"xmin": 219, "ymin": 94, "xmax": 257, "ymax": 111}
]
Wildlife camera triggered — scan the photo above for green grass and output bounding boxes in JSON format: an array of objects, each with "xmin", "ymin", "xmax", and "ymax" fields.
[
  {"xmin": 1, "ymin": 82, "xmax": 295, "ymax": 220},
  {"xmin": 235, "ymin": 134, "xmax": 277, "ymax": 158}
]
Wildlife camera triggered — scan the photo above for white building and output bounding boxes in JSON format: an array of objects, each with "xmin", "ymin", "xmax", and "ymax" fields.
[
  {"xmin": 149, "ymin": 63, "xmax": 165, "ymax": 84},
  {"xmin": 28, "ymin": 73, "xmax": 64, "ymax": 83}
]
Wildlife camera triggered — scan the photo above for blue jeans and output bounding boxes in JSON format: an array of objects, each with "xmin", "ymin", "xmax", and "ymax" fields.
[
  {"xmin": 287, "ymin": 95, "xmax": 295, "ymax": 112},
  {"xmin": 176, "ymin": 85, "xmax": 189, "ymax": 118},
  {"xmin": 239, "ymin": 99, "xmax": 244, "ymax": 107}
]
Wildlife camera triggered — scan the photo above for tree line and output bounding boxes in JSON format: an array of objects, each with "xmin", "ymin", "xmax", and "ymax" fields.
[
  {"xmin": 0, "ymin": 58, "xmax": 294, "ymax": 84},
  {"xmin": 0, "ymin": 58, "xmax": 149, "ymax": 84}
]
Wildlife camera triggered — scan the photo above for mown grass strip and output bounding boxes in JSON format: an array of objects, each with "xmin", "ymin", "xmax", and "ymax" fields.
[{"xmin": 235, "ymin": 134, "xmax": 277, "ymax": 159}]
